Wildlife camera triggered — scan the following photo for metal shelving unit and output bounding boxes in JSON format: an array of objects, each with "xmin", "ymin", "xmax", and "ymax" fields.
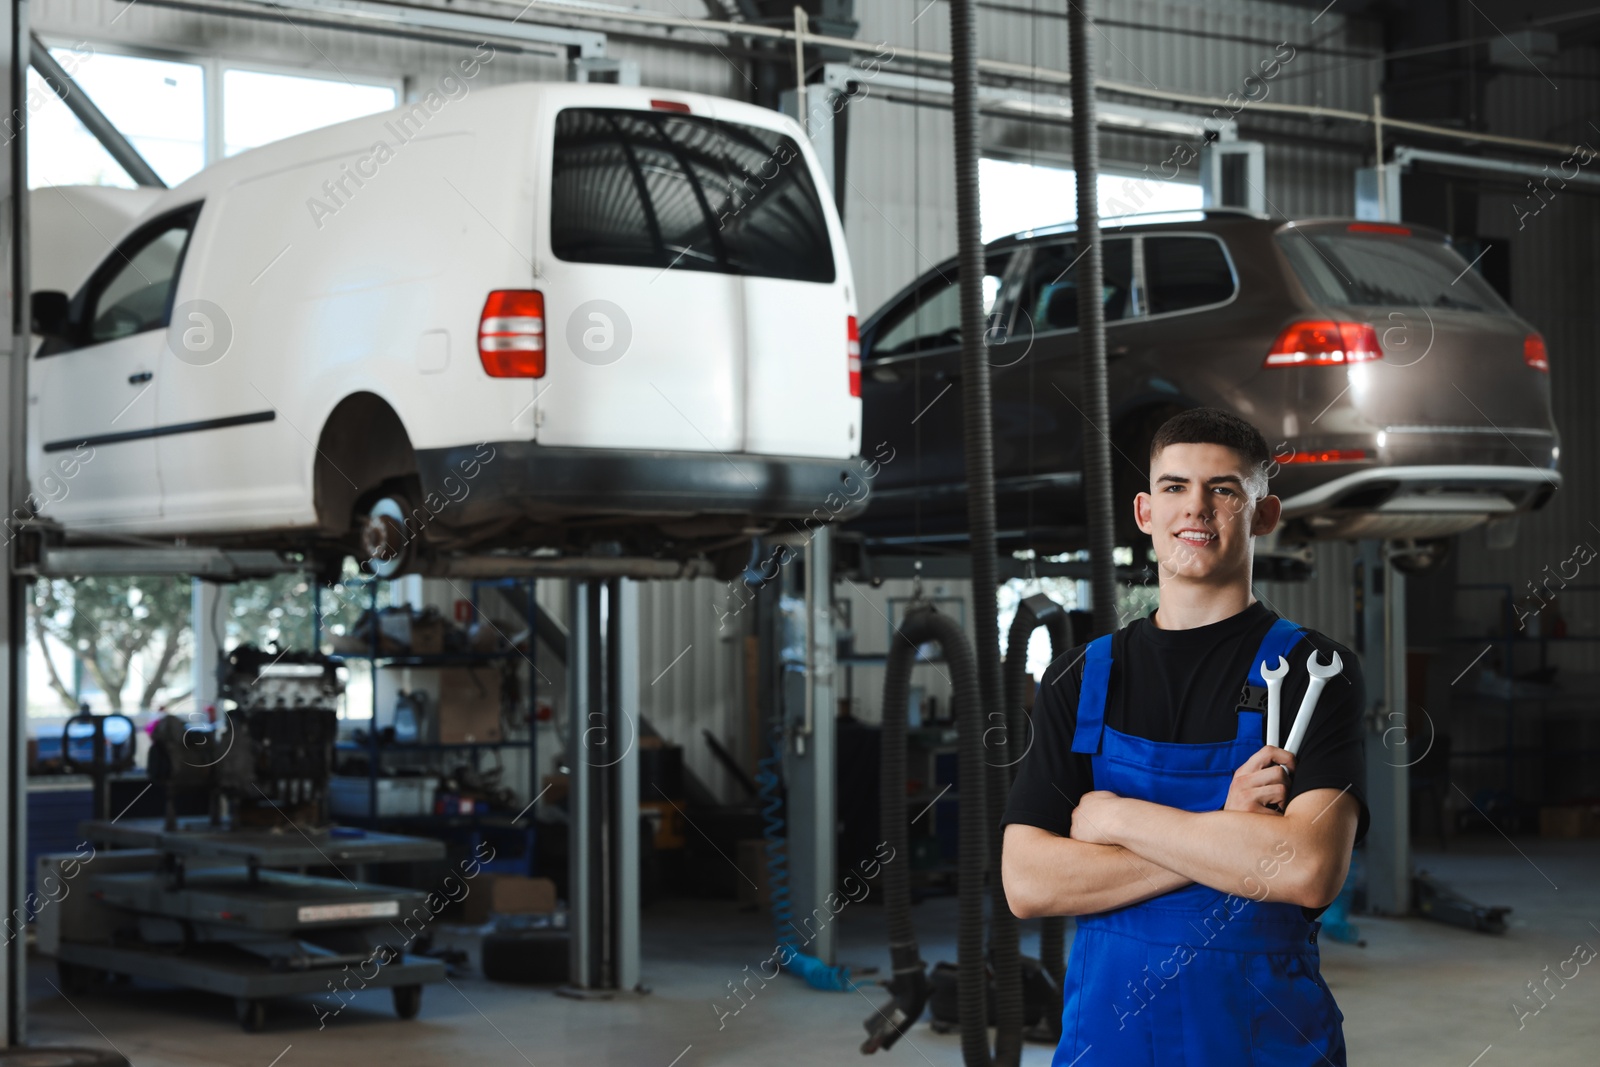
[
  {"xmin": 1450, "ymin": 582, "xmax": 1600, "ymax": 811},
  {"xmin": 311, "ymin": 576, "xmax": 542, "ymax": 870}
]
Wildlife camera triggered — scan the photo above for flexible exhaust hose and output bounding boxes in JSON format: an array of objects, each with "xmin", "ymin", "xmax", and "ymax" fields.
[
  {"xmin": 1068, "ymin": 0, "xmax": 1117, "ymax": 641},
  {"xmin": 861, "ymin": 604, "xmax": 1019, "ymax": 1063},
  {"xmin": 947, "ymin": 0, "xmax": 1022, "ymax": 1060},
  {"xmin": 1001, "ymin": 598, "xmax": 1088, "ymax": 1034}
]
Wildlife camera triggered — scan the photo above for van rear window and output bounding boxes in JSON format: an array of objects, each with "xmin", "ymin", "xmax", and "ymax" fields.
[
  {"xmin": 551, "ymin": 108, "xmax": 835, "ymax": 283},
  {"xmin": 1276, "ymin": 229, "xmax": 1509, "ymax": 313}
]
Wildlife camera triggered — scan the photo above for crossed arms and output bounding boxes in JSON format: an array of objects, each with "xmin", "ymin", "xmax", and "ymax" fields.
[{"xmin": 1001, "ymin": 745, "xmax": 1361, "ymax": 919}]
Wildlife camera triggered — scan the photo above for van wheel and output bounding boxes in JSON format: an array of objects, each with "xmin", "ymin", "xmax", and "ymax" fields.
[{"xmin": 359, "ymin": 495, "xmax": 415, "ymax": 578}]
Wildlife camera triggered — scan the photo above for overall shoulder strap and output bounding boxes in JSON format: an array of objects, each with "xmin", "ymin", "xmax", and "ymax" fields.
[
  {"xmin": 1249, "ymin": 617, "xmax": 1306, "ymax": 686},
  {"xmin": 1070, "ymin": 634, "xmax": 1115, "ymax": 755}
]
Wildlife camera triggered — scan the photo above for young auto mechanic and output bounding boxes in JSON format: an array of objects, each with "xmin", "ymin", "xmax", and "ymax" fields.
[{"xmin": 1001, "ymin": 407, "xmax": 1368, "ymax": 1065}]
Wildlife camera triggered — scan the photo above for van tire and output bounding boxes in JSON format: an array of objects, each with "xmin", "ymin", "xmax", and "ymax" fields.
[{"xmin": 358, "ymin": 492, "xmax": 419, "ymax": 578}]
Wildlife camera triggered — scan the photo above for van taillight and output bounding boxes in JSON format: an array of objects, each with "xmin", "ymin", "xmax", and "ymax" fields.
[
  {"xmin": 847, "ymin": 316, "xmax": 861, "ymax": 397},
  {"xmin": 479, "ymin": 290, "xmax": 545, "ymax": 378},
  {"xmin": 1264, "ymin": 320, "xmax": 1382, "ymax": 367},
  {"xmin": 1524, "ymin": 332, "xmax": 1549, "ymax": 372}
]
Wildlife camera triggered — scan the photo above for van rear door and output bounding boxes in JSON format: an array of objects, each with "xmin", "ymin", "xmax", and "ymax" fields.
[
  {"xmin": 538, "ymin": 104, "xmax": 745, "ymax": 453},
  {"xmin": 538, "ymin": 101, "xmax": 856, "ymax": 462},
  {"xmin": 722, "ymin": 118, "xmax": 856, "ymax": 459}
]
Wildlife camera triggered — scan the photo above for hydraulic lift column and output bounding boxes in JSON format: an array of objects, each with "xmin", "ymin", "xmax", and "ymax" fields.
[
  {"xmin": 1356, "ymin": 539, "xmax": 1410, "ymax": 914},
  {"xmin": 781, "ymin": 525, "xmax": 837, "ymax": 966},
  {"xmin": 3, "ymin": 0, "xmax": 28, "ymax": 1046},
  {"xmin": 565, "ymin": 576, "xmax": 641, "ymax": 993}
]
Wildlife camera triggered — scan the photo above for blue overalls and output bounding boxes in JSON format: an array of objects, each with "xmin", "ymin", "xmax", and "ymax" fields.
[{"xmin": 1054, "ymin": 617, "xmax": 1347, "ymax": 1066}]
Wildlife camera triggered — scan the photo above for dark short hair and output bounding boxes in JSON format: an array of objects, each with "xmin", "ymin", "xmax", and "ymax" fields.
[{"xmin": 1149, "ymin": 408, "xmax": 1272, "ymax": 489}]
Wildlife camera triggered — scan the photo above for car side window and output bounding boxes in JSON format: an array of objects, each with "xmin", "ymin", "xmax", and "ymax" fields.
[
  {"xmin": 82, "ymin": 212, "xmax": 197, "ymax": 346},
  {"xmin": 1014, "ymin": 237, "xmax": 1134, "ymax": 333},
  {"xmin": 868, "ymin": 253, "xmax": 1014, "ymax": 359},
  {"xmin": 1144, "ymin": 235, "xmax": 1236, "ymax": 315}
]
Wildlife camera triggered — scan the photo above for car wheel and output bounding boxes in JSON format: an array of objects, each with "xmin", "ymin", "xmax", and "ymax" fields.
[
  {"xmin": 1388, "ymin": 536, "xmax": 1452, "ymax": 575},
  {"xmin": 358, "ymin": 495, "xmax": 415, "ymax": 578}
]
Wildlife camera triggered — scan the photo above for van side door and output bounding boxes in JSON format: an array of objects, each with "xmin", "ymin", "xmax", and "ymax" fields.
[{"xmin": 29, "ymin": 204, "xmax": 201, "ymax": 528}]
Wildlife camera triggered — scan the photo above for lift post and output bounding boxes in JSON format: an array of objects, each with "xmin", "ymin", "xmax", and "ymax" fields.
[
  {"xmin": 1356, "ymin": 539, "xmax": 1410, "ymax": 914},
  {"xmin": 780, "ymin": 525, "xmax": 838, "ymax": 966},
  {"xmin": 564, "ymin": 576, "xmax": 641, "ymax": 993}
]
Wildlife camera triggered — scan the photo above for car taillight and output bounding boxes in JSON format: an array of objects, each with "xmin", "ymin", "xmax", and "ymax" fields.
[
  {"xmin": 1523, "ymin": 332, "xmax": 1549, "ymax": 372},
  {"xmin": 1264, "ymin": 320, "xmax": 1382, "ymax": 367},
  {"xmin": 1276, "ymin": 449, "xmax": 1368, "ymax": 464},
  {"xmin": 1347, "ymin": 222, "xmax": 1411, "ymax": 236},
  {"xmin": 479, "ymin": 290, "xmax": 545, "ymax": 378},
  {"xmin": 847, "ymin": 315, "xmax": 860, "ymax": 398},
  {"xmin": 651, "ymin": 99, "xmax": 691, "ymax": 113}
]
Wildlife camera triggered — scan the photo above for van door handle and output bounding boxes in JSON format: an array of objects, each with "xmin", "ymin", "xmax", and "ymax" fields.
[{"xmin": 129, "ymin": 371, "xmax": 152, "ymax": 384}]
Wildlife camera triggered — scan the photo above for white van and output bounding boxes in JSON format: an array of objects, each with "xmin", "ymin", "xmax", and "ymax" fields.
[{"xmin": 28, "ymin": 81, "xmax": 864, "ymax": 578}]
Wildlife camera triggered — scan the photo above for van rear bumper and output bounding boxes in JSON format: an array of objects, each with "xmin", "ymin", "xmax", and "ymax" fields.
[{"xmin": 416, "ymin": 442, "xmax": 872, "ymax": 523}]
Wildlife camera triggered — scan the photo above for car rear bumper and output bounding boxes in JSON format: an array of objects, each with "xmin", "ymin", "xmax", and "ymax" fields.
[
  {"xmin": 416, "ymin": 442, "xmax": 871, "ymax": 525},
  {"xmin": 1276, "ymin": 464, "xmax": 1561, "ymax": 540}
]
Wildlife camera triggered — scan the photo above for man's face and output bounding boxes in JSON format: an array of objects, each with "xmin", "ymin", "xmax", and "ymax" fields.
[{"xmin": 1133, "ymin": 442, "xmax": 1280, "ymax": 584}]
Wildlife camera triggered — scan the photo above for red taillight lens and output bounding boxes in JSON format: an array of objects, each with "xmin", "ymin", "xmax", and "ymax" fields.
[
  {"xmin": 1265, "ymin": 320, "xmax": 1382, "ymax": 367},
  {"xmin": 1276, "ymin": 449, "xmax": 1368, "ymax": 464},
  {"xmin": 1523, "ymin": 332, "xmax": 1549, "ymax": 372},
  {"xmin": 650, "ymin": 98, "xmax": 691, "ymax": 113},
  {"xmin": 847, "ymin": 315, "xmax": 861, "ymax": 398},
  {"xmin": 1347, "ymin": 222, "xmax": 1411, "ymax": 236},
  {"xmin": 479, "ymin": 290, "xmax": 545, "ymax": 378}
]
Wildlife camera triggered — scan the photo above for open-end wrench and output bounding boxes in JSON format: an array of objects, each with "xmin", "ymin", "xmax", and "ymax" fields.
[
  {"xmin": 1260, "ymin": 656, "xmax": 1289, "ymax": 749},
  {"xmin": 1283, "ymin": 650, "xmax": 1343, "ymax": 757}
]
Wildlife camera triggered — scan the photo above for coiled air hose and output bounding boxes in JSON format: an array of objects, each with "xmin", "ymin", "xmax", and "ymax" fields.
[
  {"xmin": 757, "ymin": 684, "xmax": 854, "ymax": 992},
  {"xmin": 861, "ymin": 603, "xmax": 1021, "ymax": 1065}
]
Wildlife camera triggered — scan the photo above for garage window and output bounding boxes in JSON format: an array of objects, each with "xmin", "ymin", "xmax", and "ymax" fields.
[
  {"xmin": 550, "ymin": 108, "xmax": 834, "ymax": 283},
  {"xmin": 1144, "ymin": 235, "xmax": 1236, "ymax": 315}
]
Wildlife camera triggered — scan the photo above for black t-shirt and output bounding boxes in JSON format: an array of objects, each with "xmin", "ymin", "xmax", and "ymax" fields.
[{"xmin": 1001, "ymin": 600, "xmax": 1369, "ymax": 920}]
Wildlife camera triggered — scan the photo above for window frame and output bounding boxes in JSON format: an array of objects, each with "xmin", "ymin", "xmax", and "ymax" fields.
[
  {"xmin": 36, "ymin": 34, "xmax": 402, "ymax": 173},
  {"xmin": 38, "ymin": 200, "xmax": 204, "ymax": 358},
  {"xmin": 1137, "ymin": 230, "xmax": 1242, "ymax": 322},
  {"xmin": 861, "ymin": 249, "xmax": 1025, "ymax": 367},
  {"xmin": 546, "ymin": 106, "xmax": 836, "ymax": 284}
]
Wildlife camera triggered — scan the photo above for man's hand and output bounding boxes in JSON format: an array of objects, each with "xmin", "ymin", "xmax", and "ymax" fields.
[
  {"xmin": 1225, "ymin": 745, "xmax": 1296, "ymax": 815},
  {"xmin": 1068, "ymin": 789, "xmax": 1123, "ymax": 845}
]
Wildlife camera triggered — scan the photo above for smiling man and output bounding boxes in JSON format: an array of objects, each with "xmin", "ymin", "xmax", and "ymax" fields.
[{"xmin": 1001, "ymin": 407, "xmax": 1367, "ymax": 1065}]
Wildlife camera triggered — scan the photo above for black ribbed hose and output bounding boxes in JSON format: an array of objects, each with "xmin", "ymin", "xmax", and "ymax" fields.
[
  {"xmin": 948, "ymin": 0, "xmax": 1022, "ymax": 1062},
  {"xmin": 1068, "ymin": 0, "xmax": 1116, "ymax": 641},
  {"xmin": 1002, "ymin": 601, "xmax": 1092, "ymax": 1039}
]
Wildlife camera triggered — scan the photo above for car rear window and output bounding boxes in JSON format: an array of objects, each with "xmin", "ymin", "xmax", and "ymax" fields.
[
  {"xmin": 1144, "ymin": 235, "xmax": 1235, "ymax": 314},
  {"xmin": 1276, "ymin": 228, "xmax": 1509, "ymax": 313},
  {"xmin": 550, "ymin": 107, "xmax": 835, "ymax": 283}
]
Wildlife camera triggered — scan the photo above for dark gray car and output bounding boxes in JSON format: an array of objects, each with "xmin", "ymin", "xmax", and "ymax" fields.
[{"xmin": 849, "ymin": 209, "xmax": 1560, "ymax": 558}]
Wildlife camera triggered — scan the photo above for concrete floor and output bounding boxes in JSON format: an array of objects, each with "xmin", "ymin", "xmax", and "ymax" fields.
[{"xmin": 24, "ymin": 838, "xmax": 1600, "ymax": 1066}]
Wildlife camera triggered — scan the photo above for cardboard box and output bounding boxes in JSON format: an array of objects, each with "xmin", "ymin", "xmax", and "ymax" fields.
[
  {"xmin": 436, "ymin": 666, "xmax": 503, "ymax": 743},
  {"xmin": 1539, "ymin": 805, "xmax": 1600, "ymax": 839},
  {"xmin": 409, "ymin": 612, "xmax": 449, "ymax": 655},
  {"xmin": 490, "ymin": 875, "xmax": 558, "ymax": 915}
]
